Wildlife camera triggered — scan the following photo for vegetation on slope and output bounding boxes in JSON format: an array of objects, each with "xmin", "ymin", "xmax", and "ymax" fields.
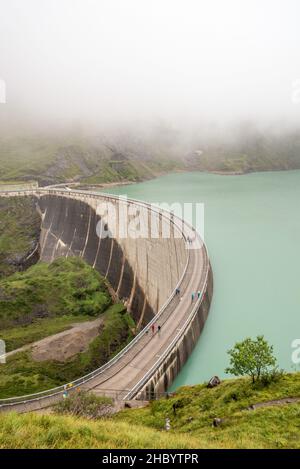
[
  {"xmin": 185, "ymin": 127, "xmax": 300, "ymax": 174},
  {"xmin": 0, "ymin": 412, "xmax": 200, "ymax": 449},
  {"xmin": 0, "ymin": 302, "xmax": 134, "ymax": 398},
  {"xmin": 56, "ymin": 391, "xmax": 114, "ymax": 419},
  {"xmin": 0, "ymin": 314, "xmax": 97, "ymax": 353},
  {"xmin": 0, "ymin": 134, "xmax": 181, "ymax": 186},
  {"xmin": 114, "ymin": 372, "xmax": 300, "ymax": 449},
  {"xmin": 0, "ymin": 373, "xmax": 299, "ymax": 448},
  {"xmin": 0, "ymin": 197, "xmax": 40, "ymax": 277},
  {"xmin": 0, "ymin": 257, "xmax": 111, "ymax": 336},
  {"xmin": 2, "ymin": 128, "xmax": 300, "ymax": 186},
  {"xmin": 0, "ymin": 256, "xmax": 135, "ymax": 398}
]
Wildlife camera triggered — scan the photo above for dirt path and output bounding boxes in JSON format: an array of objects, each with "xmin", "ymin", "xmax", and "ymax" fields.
[
  {"xmin": 6, "ymin": 316, "xmax": 104, "ymax": 362},
  {"xmin": 248, "ymin": 397, "xmax": 300, "ymax": 410}
]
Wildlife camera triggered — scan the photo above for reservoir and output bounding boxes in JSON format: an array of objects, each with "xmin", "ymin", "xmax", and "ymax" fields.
[{"xmin": 104, "ymin": 170, "xmax": 300, "ymax": 387}]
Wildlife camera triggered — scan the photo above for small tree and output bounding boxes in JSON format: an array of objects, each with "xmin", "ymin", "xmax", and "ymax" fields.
[{"xmin": 225, "ymin": 335, "xmax": 276, "ymax": 383}]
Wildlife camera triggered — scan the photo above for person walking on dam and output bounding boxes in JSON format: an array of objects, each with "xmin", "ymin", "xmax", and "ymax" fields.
[
  {"xmin": 151, "ymin": 323, "xmax": 155, "ymax": 335},
  {"xmin": 191, "ymin": 292, "xmax": 195, "ymax": 302},
  {"xmin": 197, "ymin": 290, "xmax": 201, "ymax": 299}
]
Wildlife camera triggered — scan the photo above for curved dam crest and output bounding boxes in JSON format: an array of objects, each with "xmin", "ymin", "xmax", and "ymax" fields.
[
  {"xmin": 38, "ymin": 193, "xmax": 188, "ymax": 327},
  {"xmin": 0, "ymin": 189, "xmax": 212, "ymax": 411}
]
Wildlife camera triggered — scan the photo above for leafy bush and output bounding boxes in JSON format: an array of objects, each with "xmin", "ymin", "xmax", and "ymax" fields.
[
  {"xmin": 226, "ymin": 335, "xmax": 277, "ymax": 383},
  {"xmin": 56, "ymin": 391, "xmax": 114, "ymax": 419}
]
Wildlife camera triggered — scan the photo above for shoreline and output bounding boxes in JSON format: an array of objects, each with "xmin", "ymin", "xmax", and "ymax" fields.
[{"xmin": 8, "ymin": 167, "xmax": 300, "ymax": 192}]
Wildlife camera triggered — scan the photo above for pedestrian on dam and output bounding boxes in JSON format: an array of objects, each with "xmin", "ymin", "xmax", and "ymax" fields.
[
  {"xmin": 197, "ymin": 291, "xmax": 201, "ymax": 299},
  {"xmin": 191, "ymin": 292, "xmax": 195, "ymax": 302},
  {"xmin": 151, "ymin": 323, "xmax": 155, "ymax": 335},
  {"xmin": 158, "ymin": 325, "xmax": 161, "ymax": 334}
]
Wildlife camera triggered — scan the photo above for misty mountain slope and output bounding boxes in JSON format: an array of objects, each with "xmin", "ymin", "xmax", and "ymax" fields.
[
  {"xmin": 185, "ymin": 130, "xmax": 300, "ymax": 174},
  {"xmin": 1, "ymin": 129, "xmax": 300, "ymax": 185},
  {"xmin": 0, "ymin": 135, "xmax": 181, "ymax": 185}
]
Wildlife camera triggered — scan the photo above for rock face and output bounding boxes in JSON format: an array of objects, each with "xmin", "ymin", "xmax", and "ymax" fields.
[{"xmin": 212, "ymin": 417, "xmax": 223, "ymax": 427}]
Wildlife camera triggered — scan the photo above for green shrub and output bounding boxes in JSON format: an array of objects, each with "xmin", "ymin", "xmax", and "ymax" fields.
[{"xmin": 56, "ymin": 391, "xmax": 114, "ymax": 419}]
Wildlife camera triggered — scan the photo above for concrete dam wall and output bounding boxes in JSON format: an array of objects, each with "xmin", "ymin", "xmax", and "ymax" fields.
[
  {"xmin": 136, "ymin": 267, "xmax": 213, "ymax": 400},
  {"xmin": 37, "ymin": 193, "xmax": 188, "ymax": 327},
  {"xmin": 0, "ymin": 189, "xmax": 212, "ymax": 411}
]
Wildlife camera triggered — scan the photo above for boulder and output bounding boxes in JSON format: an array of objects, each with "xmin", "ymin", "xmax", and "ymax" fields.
[
  {"xmin": 207, "ymin": 376, "xmax": 221, "ymax": 388},
  {"xmin": 212, "ymin": 418, "xmax": 223, "ymax": 427}
]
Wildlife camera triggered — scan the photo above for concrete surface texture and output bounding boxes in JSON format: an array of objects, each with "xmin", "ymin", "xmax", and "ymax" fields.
[{"xmin": 38, "ymin": 193, "xmax": 188, "ymax": 327}]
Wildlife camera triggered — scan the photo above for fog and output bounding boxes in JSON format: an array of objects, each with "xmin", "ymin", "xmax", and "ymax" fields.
[{"xmin": 1, "ymin": 0, "xmax": 300, "ymax": 135}]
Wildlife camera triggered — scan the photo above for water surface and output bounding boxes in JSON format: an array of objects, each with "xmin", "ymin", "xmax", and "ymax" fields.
[{"xmin": 104, "ymin": 170, "xmax": 300, "ymax": 386}]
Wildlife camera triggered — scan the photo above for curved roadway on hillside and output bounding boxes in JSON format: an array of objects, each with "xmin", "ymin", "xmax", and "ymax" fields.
[{"xmin": 0, "ymin": 189, "xmax": 211, "ymax": 412}]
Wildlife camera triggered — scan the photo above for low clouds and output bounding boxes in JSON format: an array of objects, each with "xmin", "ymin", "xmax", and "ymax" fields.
[{"xmin": 0, "ymin": 0, "xmax": 300, "ymax": 132}]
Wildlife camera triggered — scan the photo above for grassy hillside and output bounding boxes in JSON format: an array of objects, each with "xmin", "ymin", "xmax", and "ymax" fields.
[
  {"xmin": 0, "ymin": 257, "xmax": 135, "ymax": 398},
  {"xmin": 115, "ymin": 372, "xmax": 300, "ymax": 448},
  {"xmin": 0, "ymin": 257, "xmax": 111, "ymax": 334},
  {"xmin": 0, "ymin": 373, "xmax": 299, "ymax": 448},
  {"xmin": 185, "ymin": 128, "xmax": 300, "ymax": 174},
  {"xmin": 0, "ymin": 412, "xmax": 200, "ymax": 449},
  {"xmin": 0, "ymin": 302, "xmax": 134, "ymax": 398},
  {"xmin": 0, "ymin": 134, "xmax": 180, "ymax": 186},
  {"xmin": 0, "ymin": 197, "xmax": 40, "ymax": 278},
  {"xmin": 1, "ymin": 129, "xmax": 300, "ymax": 185}
]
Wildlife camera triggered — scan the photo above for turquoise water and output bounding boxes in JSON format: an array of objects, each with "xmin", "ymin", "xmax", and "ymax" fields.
[{"xmin": 104, "ymin": 171, "xmax": 300, "ymax": 387}]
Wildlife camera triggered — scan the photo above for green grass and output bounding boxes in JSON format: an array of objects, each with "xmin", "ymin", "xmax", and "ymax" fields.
[
  {"xmin": 0, "ymin": 257, "xmax": 111, "ymax": 330},
  {"xmin": 0, "ymin": 134, "xmax": 181, "ymax": 186},
  {"xmin": 114, "ymin": 372, "xmax": 300, "ymax": 448},
  {"xmin": 0, "ymin": 303, "xmax": 134, "ymax": 398},
  {"xmin": 1, "ymin": 373, "xmax": 300, "ymax": 448},
  {"xmin": 0, "ymin": 314, "xmax": 94, "ymax": 352},
  {"xmin": 0, "ymin": 256, "xmax": 137, "ymax": 397},
  {"xmin": 0, "ymin": 197, "xmax": 40, "ymax": 277},
  {"xmin": 0, "ymin": 412, "xmax": 200, "ymax": 449}
]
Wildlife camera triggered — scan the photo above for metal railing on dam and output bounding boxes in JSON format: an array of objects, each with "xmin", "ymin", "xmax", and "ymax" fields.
[{"xmin": 0, "ymin": 188, "xmax": 213, "ymax": 412}]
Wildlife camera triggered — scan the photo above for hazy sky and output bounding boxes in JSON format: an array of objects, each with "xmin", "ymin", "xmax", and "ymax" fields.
[{"xmin": 1, "ymin": 0, "xmax": 300, "ymax": 130}]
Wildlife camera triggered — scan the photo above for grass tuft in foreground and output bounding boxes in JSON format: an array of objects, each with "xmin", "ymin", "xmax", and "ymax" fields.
[{"xmin": 0, "ymin": 412, "xmax": 199, "ymax": 449}]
